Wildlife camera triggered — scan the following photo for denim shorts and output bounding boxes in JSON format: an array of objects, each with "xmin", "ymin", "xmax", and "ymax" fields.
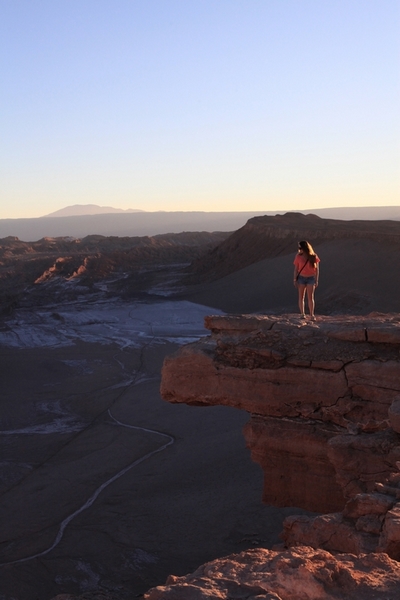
[{"xmin": 297, "ymin": 275, "xmax": 316, "ymax": 285}]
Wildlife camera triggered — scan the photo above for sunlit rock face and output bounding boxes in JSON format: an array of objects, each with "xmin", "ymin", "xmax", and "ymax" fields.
[
  {"xmin": 161, "ymin": 313, "xmax": 400, "ymax": 514},
  {"xmin": 144, "ymin": 546, "xmax": 400, "ymax": 600}
]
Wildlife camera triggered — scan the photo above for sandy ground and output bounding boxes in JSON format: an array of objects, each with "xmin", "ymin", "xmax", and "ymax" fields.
[{"xmin": 0, "ymin": 301, "xmax": 307, "ymax": 600}]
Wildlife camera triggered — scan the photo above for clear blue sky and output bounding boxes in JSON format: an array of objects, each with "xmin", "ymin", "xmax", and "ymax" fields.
[{"xmin": 1, "ymin": 0, "xmax": 399, "ymax": 218}]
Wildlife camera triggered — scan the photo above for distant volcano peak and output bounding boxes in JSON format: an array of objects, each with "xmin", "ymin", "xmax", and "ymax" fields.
[{"xmin": 43, "ymin": 204, "xmax": 145, "ymax": 218}]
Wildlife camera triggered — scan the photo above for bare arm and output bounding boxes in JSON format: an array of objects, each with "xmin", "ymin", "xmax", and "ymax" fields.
[
  {"xmin": 315, "ymin": 264, "xmax": 319, "ymax": 287},
  {"xmin": 293, "ymin": 266, "xmax": 298, "ymax": 286}
]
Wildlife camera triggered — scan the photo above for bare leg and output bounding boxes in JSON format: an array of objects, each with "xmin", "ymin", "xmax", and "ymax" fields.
[
  {"xmin": 306, "ymin": 284, "xmax": 316, "ymax": 317},
  {"xmin": 297, "ymin": 284, "xmax": 306, "ymax": 316}
]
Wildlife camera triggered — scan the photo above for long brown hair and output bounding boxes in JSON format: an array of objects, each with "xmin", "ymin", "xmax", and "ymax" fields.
[{"xmin": 298, "ymin": 240, "xmax": 318, "ymax": 267}]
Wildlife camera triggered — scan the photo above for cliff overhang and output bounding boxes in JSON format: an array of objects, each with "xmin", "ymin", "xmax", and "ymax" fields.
[{"xmin": 161, "ymin": 313, "xmax": 400, "ymax": 557}]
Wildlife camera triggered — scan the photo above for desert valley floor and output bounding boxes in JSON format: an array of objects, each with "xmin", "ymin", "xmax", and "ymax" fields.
[{"xmin": 0, "ymin": 295, "xmax": 306, "ymax": 599}]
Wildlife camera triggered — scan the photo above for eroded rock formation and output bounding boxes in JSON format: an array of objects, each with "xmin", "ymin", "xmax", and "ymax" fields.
[
  {"xmin": 161, "ymin": 313, "xmax": 400, "ymax": 557},
  {"xmin": 144, "ymin": 546, "xmax": 400, "ymax": 600},
  {"xmin": 0, "ymin": 231, "xmax": 229, "ymax": 312}
]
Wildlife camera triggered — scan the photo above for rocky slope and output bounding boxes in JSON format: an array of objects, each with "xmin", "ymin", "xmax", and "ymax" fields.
[{"xmin": 185, "ymin": 212, "xmax": 400, "ymax": 282}]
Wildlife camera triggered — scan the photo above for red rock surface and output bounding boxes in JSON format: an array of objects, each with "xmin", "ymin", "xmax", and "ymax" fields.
[
  {"xmin": 161, "ymin": 313, "xmax": 400, "ymax": 514},
  {"xmin": 144, "ymin": 546, "xmax": 400, "ymax": 599},
  {"xmin": 161, "ymin": 311, "xmax": 400, "ymax": 567},
  {"xmin": 283, "ymin": 460, "xmax": 400, "ymax": 559},
  {"xmin": 161, "ymin": 314, "xmax": 400, "ymax": 560}
]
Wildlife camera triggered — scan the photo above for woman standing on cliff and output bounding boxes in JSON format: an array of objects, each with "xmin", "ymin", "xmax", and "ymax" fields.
[{"xmin": 293, "ymin": 240, "xmax": 320, "ymax": 320}]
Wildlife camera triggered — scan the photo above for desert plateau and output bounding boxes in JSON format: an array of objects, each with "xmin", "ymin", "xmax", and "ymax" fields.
[{"xmin": 1, "ymin": 213, "xmax": 400, "ymax": 599}]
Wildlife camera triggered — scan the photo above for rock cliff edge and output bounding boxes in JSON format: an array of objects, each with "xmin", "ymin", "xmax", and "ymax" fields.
[{"xmin": 161, "ymin": 313, "xmax": 400, "ymax": 563}]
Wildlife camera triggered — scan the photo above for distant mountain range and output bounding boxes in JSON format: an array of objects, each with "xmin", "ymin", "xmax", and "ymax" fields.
[
  {"xmin": 302, "ymin": 206, "xmax": 400, "ymax": 221},
  {"xmin": 1, "ymin": 211, "xmax": 268, "ymax": 242},
  {"xmin": 0, "ymin": 205, "xmax": 399, "ymax": 242},
  {"xmin": 42, "ymin": 204, "xmax": 400, "ymax": 221},
  {"xmin": 43, "ymin": 204, "xmax": 145, "ymax": 217}
]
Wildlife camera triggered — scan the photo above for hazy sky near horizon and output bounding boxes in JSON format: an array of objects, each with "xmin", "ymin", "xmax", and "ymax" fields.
[{"xmin": 1, "ymin": 0, "xmax": 399, "ymax": 219}]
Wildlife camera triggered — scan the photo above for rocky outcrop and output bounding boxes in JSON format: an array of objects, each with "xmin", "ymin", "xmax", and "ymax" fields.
[
  {"xmin": 144, "ymin": 546, "xmax": 400, "ymax": 599},
  {"xmin": 161, "ymin": 313, "xmax": 400, "ymax": 552}
]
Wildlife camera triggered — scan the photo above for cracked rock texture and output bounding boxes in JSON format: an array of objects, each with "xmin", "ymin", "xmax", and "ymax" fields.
[{"xmin": 161, "ymin": 313, "xmax": 400, "ymax": 559}]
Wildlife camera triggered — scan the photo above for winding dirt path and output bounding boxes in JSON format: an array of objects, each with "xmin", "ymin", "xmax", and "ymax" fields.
[{"xmin": 1, "ymin": 409, "xmax": 174, "ymax": 566}]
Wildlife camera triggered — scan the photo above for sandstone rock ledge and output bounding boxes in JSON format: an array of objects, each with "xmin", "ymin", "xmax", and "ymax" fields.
[
  {"xmin": 144, "ymin": 546, "xmax": 400, "ymax": 600},
  {"xmin": 161, "ymin": 313, "xmax": 400, "ymax": 557}
]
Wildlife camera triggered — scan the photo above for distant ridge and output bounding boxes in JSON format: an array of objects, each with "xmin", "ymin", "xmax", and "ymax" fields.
[
  {"xmin": 42, "ymin": 204, "xmax": 400, "ymax": 221},
  {"xmin": 180, "ymin": 211, "xmax": 400, "ymax": 315},
  {"xmin": 0, "ymin": 211, "xmax": 268, "ymax": 242},
  {"xmin": 0, "ymin": 206, "xmax": 399, "ymax": 242},
  {"xmin": 43, "ymin": 204, "xmax": 145, "ymax": 217},
  {"xmin": 302, "ymin": 205, "xmax": 400, "ymax": 221},
  {"xmin": 186, "ymin": 211, "xmax": 400, "ymax": 283}
]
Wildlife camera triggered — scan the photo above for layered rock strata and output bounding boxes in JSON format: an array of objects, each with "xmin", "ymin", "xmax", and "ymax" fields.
[{"xmin": 161, "ymin": 313, "xmax": 400, "ymax": 520}]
